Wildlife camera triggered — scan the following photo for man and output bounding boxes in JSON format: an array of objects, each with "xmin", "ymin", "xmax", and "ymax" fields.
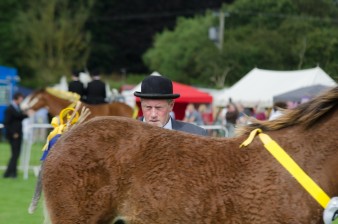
[
  {"xmin": 3, "ymin": 92, "xmax": 33, "ymax": 178},
  {"xmin": 85, "ymin": 70, "xmax": 106, "ymax": 104},
  {"xmin": 68, "ymin": 70, "xmax": 85, "ymax": 99},
  {"xmin": 134, "ymin": 75, "xmax": 207, "ymax": 136}
]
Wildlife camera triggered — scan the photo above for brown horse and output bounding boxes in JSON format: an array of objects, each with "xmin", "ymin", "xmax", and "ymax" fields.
[
  {"xmin": 24, "ymin": 88, "xmax": 134, "ymax": 119},
  {"xmin": 41, "ymin": 86, "xmax": 338, "ymax": 223}
]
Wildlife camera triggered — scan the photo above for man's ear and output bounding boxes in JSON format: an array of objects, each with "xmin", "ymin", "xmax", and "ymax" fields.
[{"xmin": 169, "ymin": 101, "xmax": 175, "ymax": 109}]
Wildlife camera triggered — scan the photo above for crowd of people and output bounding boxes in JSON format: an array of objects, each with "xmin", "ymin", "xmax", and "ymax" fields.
[{"xmin": 181, "ymin": 100, "xmax": 291, "ymax": 137}]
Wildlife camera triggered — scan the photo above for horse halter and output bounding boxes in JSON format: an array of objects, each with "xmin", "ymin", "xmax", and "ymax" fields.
[{"xmin": 20, "ymin": 95, "xmax": 39, "ymax": 111}]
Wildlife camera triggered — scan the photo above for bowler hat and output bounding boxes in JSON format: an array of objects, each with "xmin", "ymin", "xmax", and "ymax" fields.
[
  {"xmin": 134, "ymin": 76, "xmax": 180, "ymax": 99},
  {"xmin": 72, "ymin": 70, "xmax": 80, "ymax": 77}
]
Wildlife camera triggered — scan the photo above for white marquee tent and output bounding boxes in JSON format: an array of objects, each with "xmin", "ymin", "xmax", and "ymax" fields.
[{"xmin": 215, "ymin": 66, "xmax": 337, "ymax": 107}]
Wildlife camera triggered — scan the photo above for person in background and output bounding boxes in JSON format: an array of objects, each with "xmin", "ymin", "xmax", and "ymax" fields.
[
  {"xmin": 68, "ymin": 70, "xmax": 85, "ymax": 99},
  {"xmin": 3, "ymin": 92, "xmax": 34, "ymax": 178},
  {"xmin": 183, "ymin": 103, "xmax": 204, "ymax": 126},
  {"xmin": 134, "ymin": 75, "xmax": 207, "ymax": 136},
  {"xmin": 85, "ymin": 70, "xmax": 107, "ymax": 104},
  {"xmin": 254, "ymin": 106, "xmax": 267, "ymax": 121},
  {"xmin": 198, "ymin": 104, "xmax": 212, "ymax": 125},
  {"xmin": 269, "ymin": 101, "xmax": 287, "ymax": 120},
  {"xmin": 225, "ymin": 102, "xmax": 239, "ymax": 137}
]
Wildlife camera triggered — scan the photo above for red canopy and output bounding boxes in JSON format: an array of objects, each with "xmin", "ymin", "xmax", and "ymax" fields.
[
  {"xmin": 135, "ymin": 81, "xmax": 212, "ymax": 120},
  {"xmin": 171, "ymin": 81, "xmax": 213, "ymax": 103}
]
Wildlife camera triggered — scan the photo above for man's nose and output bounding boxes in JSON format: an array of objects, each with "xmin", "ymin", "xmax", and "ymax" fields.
[{"xmin": 150, "ymin": 108, "xmax": 157, "ymax": 116}]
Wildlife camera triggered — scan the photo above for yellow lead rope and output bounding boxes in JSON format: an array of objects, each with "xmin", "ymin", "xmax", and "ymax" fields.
[{"xmin": 240, "ymin": 128, "xmax": 330, "ymax": 208}]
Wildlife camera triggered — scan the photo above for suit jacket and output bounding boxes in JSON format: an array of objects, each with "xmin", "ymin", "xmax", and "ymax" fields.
[
  {"xmin": 4, "ymin": 104, "xmax": 27, "ymax": 139},
  {"xmin": 139, "ymin": 117, "xmax": 208, "ymax": 136},
  {"xmin": 171, "ymin": 118, "xmax": 208, "ymax": 136},
  {"xmin": 68, "ymin": 80, "xmax": 85, "ymax": 97}
]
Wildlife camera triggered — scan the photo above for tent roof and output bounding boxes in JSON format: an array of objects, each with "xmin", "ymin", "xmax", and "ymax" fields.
[
  {"xmin": 273, "ymin": 84, "xmax": 332, "ymax": 102},
  {"xmin": 225, "ymin": 66, "xmax": 337, "ymax": 107},
  {"xmin": 134, "ymin": 72, "xmax": 212, "ymax": 103},
  {"xmin": 208, "ymin": 88, "xmax": 230, "ymax": 107}
]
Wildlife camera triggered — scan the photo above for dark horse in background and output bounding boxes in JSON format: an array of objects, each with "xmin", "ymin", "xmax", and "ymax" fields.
[
  {"xmin": 41, "ymin": 86, "xmax": 338, "ymax": 223},
  {"xmin": 23, "ymin": 88, "xmax": 134, "ymax": 120}
]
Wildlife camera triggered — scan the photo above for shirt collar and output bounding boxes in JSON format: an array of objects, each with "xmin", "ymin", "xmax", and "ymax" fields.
[{"xmin": 163, "ymin": 117, "xmax": 172, "ymax": 130}]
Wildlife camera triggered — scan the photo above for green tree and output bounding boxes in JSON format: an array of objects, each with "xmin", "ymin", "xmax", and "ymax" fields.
[
  {"xmin": 144, "ymin": 15, "xmax": 220, "ymax": 86},
  {"xmin": 143, "ymin": 0, "xmax": 338, "ymax": 88},
  {"xmin": 12, "ymin": 0, "xmax": 94, "ymax": 87},
  {"xmin": 0, "ymin": 1, "xmax": 24, "ymax": 66}
]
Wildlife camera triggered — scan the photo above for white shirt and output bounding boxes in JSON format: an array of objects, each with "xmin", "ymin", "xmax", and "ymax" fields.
[
  {"xmin": 269, "ymin": 110, "xmax": 284, "ymax": 120},
  {"xmin": 163, "ymin": 118, "xmax": 173, "ymax": 130}
]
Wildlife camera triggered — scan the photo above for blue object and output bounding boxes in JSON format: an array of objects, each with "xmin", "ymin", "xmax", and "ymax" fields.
[
  {"xmin": 40, "ymin": 134, "xmax": 61, "ymax": 161},
  {"xmin": 0, "ymin": 65, "xmax": 20, "ymax": 124}
]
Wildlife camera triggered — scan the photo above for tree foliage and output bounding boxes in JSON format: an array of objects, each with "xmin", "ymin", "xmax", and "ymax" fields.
[
  {"xmin": 11, "ymin": 0, "xmax": 94, "ymax": 86},
  {"xmin": 87, "ymin": 0, "xmax": 232, "ymax": 74},
  {"xmin": 0, "ymin": 0, "xmax": 24, "ymax": 66},
  {"xmin": 1, "ymin": 0, "xmax": 338, "ymax": 88},
  {"xmin": 144, "ymin": 16, "xmax": 218, "ymax": 84},
  {"xmin": 0, "ymin": 0, "xmax": 231, "ymax": 87},
  {"xmin": 143, "ymin": 0, "xmax": 338, "ymax": 88}
]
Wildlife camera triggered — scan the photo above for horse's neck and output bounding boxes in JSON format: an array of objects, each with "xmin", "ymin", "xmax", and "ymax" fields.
[{"xmin": 45, "ymin": 94, "xmax": 73, "ymax": 116}]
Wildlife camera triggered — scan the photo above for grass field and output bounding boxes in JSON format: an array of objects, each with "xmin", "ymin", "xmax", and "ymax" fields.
[{"xmin": 0, "ymin": 141, "xmax": 45, "ymax": 223}]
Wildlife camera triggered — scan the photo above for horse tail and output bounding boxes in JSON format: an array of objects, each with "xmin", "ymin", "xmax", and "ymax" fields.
[
  {"xmin": 28, "ymin": 163, "xmax": 44, "ymax": 214},
  {"xmin": 132, "ymin": 106, "xmax": 139, "ymax": 119}
]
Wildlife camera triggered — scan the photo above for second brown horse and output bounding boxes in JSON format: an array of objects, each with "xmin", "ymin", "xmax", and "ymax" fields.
[{"xmin": 23, "ymin": 88, "xmax": 135, "ymax": 120}]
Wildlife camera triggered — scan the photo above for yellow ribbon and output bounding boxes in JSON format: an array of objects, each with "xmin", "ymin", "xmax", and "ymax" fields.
[
  {"xmin": 42, "ymin": 107, "xmax": 79, "ymax": 151},
  {"xmin": 240, "ymin": 128, "xmax": 330, "ymax": 208},
  {"xmin": 132, "ymin": 106, "xmax": 139, "ymax": 119}
]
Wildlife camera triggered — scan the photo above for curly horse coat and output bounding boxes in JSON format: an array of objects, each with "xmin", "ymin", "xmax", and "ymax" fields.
[{"xmin": 42, "ymin": 87, "xmax": 338, "ymax": 223}]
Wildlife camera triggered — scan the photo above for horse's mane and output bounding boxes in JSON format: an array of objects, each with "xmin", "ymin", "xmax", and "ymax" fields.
[
  {"xmin": 237, "ymin": 86, "xmax": 338, "ymax": 136},
  {"xmin": 45, "ymin": 87, "xmax": 80, "ymax": 102}
]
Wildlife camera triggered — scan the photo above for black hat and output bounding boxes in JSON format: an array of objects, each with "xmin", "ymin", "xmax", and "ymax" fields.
[
  {"xmin": 134, "ymin": 75, "xmax": 180, "ymax": 99},
  {"xmin": 72, "ymin": 70, "xmax": 80, "ymax": 77}
]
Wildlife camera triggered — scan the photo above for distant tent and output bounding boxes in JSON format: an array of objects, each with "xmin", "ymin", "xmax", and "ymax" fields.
[
  {"xmin": 273, "ymin": 84, "xmax": 332, "ymax": 103},
  {"xmin": 223, "ymin": 66, "xmax": 336, "ymax": 107},
  {"xmin": 202, "ymin": 87, "xmax": 230, "ymax": 107},
  {"xmin": 0, "ymin": 65, "xmax": 20, "ymax": 123}
]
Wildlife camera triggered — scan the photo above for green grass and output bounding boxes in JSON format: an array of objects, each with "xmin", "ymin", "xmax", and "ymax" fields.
[{"xmin": 0, "ymin": 141, "xmax": 45, "ymax": 224}]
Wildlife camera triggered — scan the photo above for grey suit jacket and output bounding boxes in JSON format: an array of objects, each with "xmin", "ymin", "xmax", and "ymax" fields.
[
  {"xmin": 171, "ymin": 118, "xmax": 208, "ymax": 136},
  {"xmin": 139, "ymin": 117, "xmax": 208, "ymax": 136}
]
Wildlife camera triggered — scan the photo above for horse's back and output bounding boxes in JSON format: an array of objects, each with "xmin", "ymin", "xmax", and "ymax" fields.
[{"xmin": 83, "ymin": 102, "xmax": 133, "ymax": 118}]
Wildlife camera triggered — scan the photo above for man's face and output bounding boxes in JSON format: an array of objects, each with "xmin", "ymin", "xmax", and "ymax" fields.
[
  {"xmin": 141, "ymin": 99, "xmax": 174, "ymax": 127},
  {"xmin": 16, "ymin": 96, "xmax": 24, "ymax": 104}
]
